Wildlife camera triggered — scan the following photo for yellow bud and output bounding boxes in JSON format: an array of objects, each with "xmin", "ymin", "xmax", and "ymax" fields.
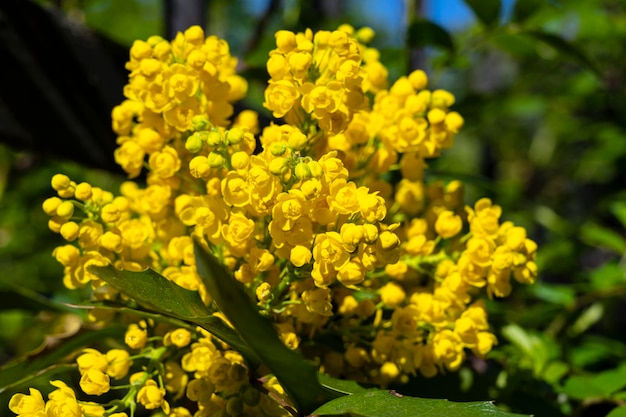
[
  {"xmin": 206, "ymin": 152, "xmax": 225, "ymax": 168},
  {"xmin": 191, "ymin": 115, "xmax": 210, "ymax": 131},
  {"xmin": 74, "ymin": 182, "xmax": 93, "ymax": 201},
  {"xmin": 256, "ymin": 282, "xmax": 272, "ymax": 303},
  {"xmin": 307, "ymin": 160, "xmax": 323, "ymax": 178},
  {"xmin": 290, "ymin": 245, "xmax": 312, "ymax": 267},
  {"xmin": 356, "ymin": 26, "xmax": 375, "ymax": 43},
  {"xmin": 101, "ymin": 203, "xmax": 121, "ymax": 223},
  {"xmin": 185, "ymin": 133, "xmax": 204, "ymax": 153},
  {"xmin": 231, "ymin": 151, "xmax": 250, "ymax": 170},
  {"xmin": 294, "ymin": 162, "xmax": 311, "ymax": 180},
  {"xmin": 427, "ymin": 108, "xmax": 446, "ymax": 125},
  {"xmin": 206, "ymin": 130, "xmax": 223, "ymax": 147},
  {"xmin": 226, "ymin": 127, "xmax": 244, "ymax": 145},
  {"xmin": 189, "ymin": 156, "xmax": 211, "ymax": 178},
  {"xmin": 288, "ymin": 131, "xmax": 308, "ymax": 151},
  {"xmin": 269, "ymin": 157, "xmax": 289, "ymax": 175},
  {"xmin": 51, "ymin": 174, "xmax": 71, "ymax": 191},
  {"xmin": 269, "ymin": 141, "xmax": 287, "ymax": 156},
  {"xmin": 42, "ymin": 197, "xmax": 62, "ymax": 216},
  {"xmin": 56, "ymin": 201, "xmax": 75, "ymax": 219},
  {"xmin": 60, "ymin": 221, "xmax": 79, "ymax": 241},
  {"xmin": 409, "ymin": 69, "xmax": 428, "ymax": 90}
]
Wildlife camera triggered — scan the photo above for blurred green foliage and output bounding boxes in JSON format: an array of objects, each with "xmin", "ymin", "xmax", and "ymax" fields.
[{"xmin": 2, "ymin": 0, "xmax": 626, "ymax": 416}]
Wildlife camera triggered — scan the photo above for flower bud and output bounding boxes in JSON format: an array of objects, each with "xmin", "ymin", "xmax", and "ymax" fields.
[
  {"xmin": 269, "ymin": 157, "xmax": 289, "ymax": 175},
  {"xmin": 185, "ymin": 133, "xmax": 204, "ymax": 153},
  {"xmin": 269, "ymin": 141, "xmax": 287, "ymax": 156},
  {"xmin": 294, "ymin": 162, "xmax": 311, "ymax": 180},
  {"xmin": 191, "ymin": 115, "xmax": 210, "ymax": 131},
  {"xmin": 207, "ymin": 152, "xmax": 225, "ymax": 168},
  {"xmin": 206, "ymin": 130, "xmax": 223, "ymax": 147},
  {"xmin": 226, "ymin": 127, "xmax": 244, "ymax": 145}
]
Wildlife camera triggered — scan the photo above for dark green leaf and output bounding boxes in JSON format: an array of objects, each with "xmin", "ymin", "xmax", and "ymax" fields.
[
  {"xmin": 607, "ymin": 406, "xmax": 626, "ymax": 417},
  {"xmin": 88, "ymin": 265, "xmax": 260, "ymax": 365},
  {"xmin": 512, "ymin": 0, "xmax": 543, "ymax": 23},
  {"xmin": 407, "ymin": 19, "xmax": 454, "ymax": 52},
  {"xmin": 193, "ymin": 240, "xmax": 325, "ymax": 414},
  {"xmin": 312, "ymin": 389, "xmax": 531, "ymax": 417},
  {"xmin": 0, "ymin": 325, "xmax": 124, "ymax": 393},
  {"xmin": 463, "ymin": 0, "xmax": 501, "ymax": 27},
  {"xmin": 523, "ymin": 30, "xmax": 601, "ymax": 76},
  {"xmin": 610, "ymin": 201, "xmax": 626, "ymax": 229},
  {"xmin": 580, "ymin": 222, "xmax": 626, "ymax": 254}
]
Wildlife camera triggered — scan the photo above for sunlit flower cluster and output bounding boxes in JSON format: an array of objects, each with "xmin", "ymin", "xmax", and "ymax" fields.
[{"xmin": 12, "ymin": 24, "xmax": 537, "ymax": 417}]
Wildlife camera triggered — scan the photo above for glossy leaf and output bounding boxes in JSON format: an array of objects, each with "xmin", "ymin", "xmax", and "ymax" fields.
[
  {"xmin": 193, "ymin": 240, "xmax": 325, "ymax": 414},
  {"xmin": 523, "ymin": 30, "xmax": 601, "ymax": 76},
  {"xmin": 312, "ymin": 389, "xmax": 531, "ymax": 417},
  {"xmin": 88, "ymin": 265, "xmax": 260, "ymax": 365},
  {"xmin": 407, "ymin": 19, "xmax": 454, "ymax": 51},
  {"xmin": 463, "ymin": 0, "xmax": 501, "ymax": 27}
]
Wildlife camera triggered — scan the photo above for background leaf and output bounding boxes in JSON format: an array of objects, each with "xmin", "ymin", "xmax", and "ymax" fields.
[
  {"xmin": 463, "ymin": 0, "xmax": 502, "ymax": 27},
  {"xmin": 512, "ymin": 0, "xmax": 543, "ymax": 23},
  {"xmin": 579, "ymin": 223, "xmax": 626, "ymax": 254},
  {"xmin": 522, "ymin": 30, "xmax": 601, "ymax": 76},
  {"xmin": 312, "ymin": 389, "xmax": 530, "ymax": 417},
  {"xmin": 407, "ymin": 19, "xmax": 454, "ymax": 51}
]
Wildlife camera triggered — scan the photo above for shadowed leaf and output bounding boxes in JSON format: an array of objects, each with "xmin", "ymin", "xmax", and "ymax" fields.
[
  {"xmin": 312, "ymin": 389, "xmax": 531, "ymax": 417},
  {"xmin": 193, "ymin": 240, "xmax": 326, "ymax": 415}
]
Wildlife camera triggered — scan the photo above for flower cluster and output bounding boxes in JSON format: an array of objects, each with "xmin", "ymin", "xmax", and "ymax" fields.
[{"xmin": 11, "ymin": 24, "xmax": 537, "ymax": 416}]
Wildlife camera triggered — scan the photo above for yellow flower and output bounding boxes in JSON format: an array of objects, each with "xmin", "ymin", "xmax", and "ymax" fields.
[
  {"xmin": 46, "ymin": 380, "xmax": 82, "ymax": 417},
  {"xmin": 290, "ymin": 245, "xmax": 312, "ymax": 267},
  {"xmin": 137, "ymin": 380, "xmax": 166, "ymax": 409},
  {"xmin": 106, "ymin": 349, "xmax": 133, "ymax": 379},
  {"xmin": 9, "ymin": 388, "xmax": 45, "ymax": 417},
  {"xmin": 76, "ymin": 348, "xmax": 108, "ymax": 374},
  {"xmin": 263, "ymin": 79, "xmax": 300, "ymax": 118},
  {"xmin": 79, "ymin": 369, "xmax": 111, "ymax": 396},
  {"xmin": 435, "ymin": 210, "xmax": 463, "ymax": 239},
  {"xmin": 433, "ymin": 329, "xmax": 464, "ymax": 371},
  {"xmin": 125, "ymin": 323, "xmax": 148, "ymax": 349},
  {"xmin": 380, "ymin": 282, "xmax": 405, "ymax": 308}
]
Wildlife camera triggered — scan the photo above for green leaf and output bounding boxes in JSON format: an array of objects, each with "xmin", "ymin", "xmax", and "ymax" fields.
[
  {"xmin": 610, "ymin": 201, "xmax": 626, "ymax": 229},
  {"xmin": 88, "ymin": 265, "xmax": 260, "ymax": 366},
  {"xmin": 501, "ymin": 323, "xmax": 549, "ymax": 376},
  {"xmin": 407, "ymin": 19, "xmax": 454, "ymax": 52},
  {"xmin": 607, "ymin": 406, "xmax": 626, "ymax": 417},
  {"xmin": 193, "ymin": 240, "xmax": 325, "ymax": 414},
  {"xmin": 463, "ymin": 0, "xmax": 501, "ymax": 27},
  {"xmin": 522, "ymin": 30, "xmax": 601, "ymax": 76},
  {"xmin": 512, "ymin": 0, "xmax": 543, "ymax": 23},
  {"xmin": 312, "ymin": 389, "xmax": 531, "ymax": 417},
  {"xmin": 569, "ymin": 302, "xmax": 604, "ymax": 337},
  {"xmin": 0, "ymin": 325, "xmax": 124, "ymax": 393},
  {"xmin": 589, "ymin": 262, "xmax": 626, "ymax": 291},
  {"xmin": 580, "ymin": 222, "xmax": 626, "ymax": 254},
  {"xmin": 531, "ymin": 282, "xmax": 576, "ymax": 307},
  {"xmin": 562, "ymin": 364, "xmax": 626, "ymax": 400},
  {"xmin": 318, "ymin": 373, "xmax": 377, "ymax": 396}
]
